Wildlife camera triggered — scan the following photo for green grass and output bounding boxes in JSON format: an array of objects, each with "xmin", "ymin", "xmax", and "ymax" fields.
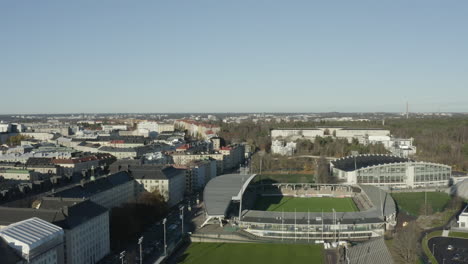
[
  {"xmin": 253, "ymin": 196, "xmax": 358, "ymax": 212},
  {"xmin": 253, "ymin": 174, "xmax": 315, "ymax": 183},
  {"xmin": 422, "ymin": 230, "xmax": 443, "ymax": 264},
  {"xmin": 177, "ymin": 243, "xmax": 323, "ymax": 264},
  {"xmin": 391, "ymin": 192, "xmax": 451, "ymax": 216},
  {"xmin": 449, "ymin": 231, "xmax": 468, "ymax": 239}
]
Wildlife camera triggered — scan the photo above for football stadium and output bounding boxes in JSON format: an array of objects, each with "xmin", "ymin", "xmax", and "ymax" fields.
[
  {"xmin": 202, "ymin": 173, "xmax": 397, "ymax": 241},
  {"xmin": 331, "ymin": 154, "xmax": 452, "ymax": 187}
]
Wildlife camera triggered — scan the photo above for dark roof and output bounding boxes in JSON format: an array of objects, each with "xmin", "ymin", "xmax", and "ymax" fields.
[
  {"xmin": 332, "ymin": 154, "xmax": 410, "ymax": 172},
  {"xmin": 340, "ymin": 128, "xmax": 388, "ymax": 131},
  {"xmin": 49, "ymin": 172, "xmax": 132, "ymax": 199},
  {"xmin": 0, "ymin": 199, "xmax": 107, "ymax": 230},
  {"xmin": 0, "ymin": 237, "xmax": 23, "ymax": 263},
  {"xmin": 25, "ymin": 158, "xmax": 54, "ymax": 166},
  {"xmin": 109, "ymin": 159, "xmax": 143, "ymax": 173},
  {"xmin": 129, "ymin": 165, "xmax": 185, "ymax": 180}
]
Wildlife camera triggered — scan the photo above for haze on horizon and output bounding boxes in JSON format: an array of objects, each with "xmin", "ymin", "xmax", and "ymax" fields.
[{"xmin": 1, "ymin": 1, "xmax": 467, "ymax": 114}]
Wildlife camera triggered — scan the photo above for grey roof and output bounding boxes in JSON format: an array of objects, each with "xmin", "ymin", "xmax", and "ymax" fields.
[
  {"xmin": 204, "ymin": 174, "xmax": 256, "ymax": 217},
  {"xmin": 0, "ymin": 217, "xmax": 63, "ymax": 254},
  {"xmin": 450, "ymin": 179, "xmax": 468, "ymax": 199},
  {"xmin": 50, "ymin": 171, "xmax": 132, "ymax": 199},
  {"xmin": 359, "ymin": 185, "xmax": 396, "ymax": 216},
  {"xmin": 0, "ymin": 199, "xmax": 107, "ymax": 230},
  {"xmin": 347, "ymin": 237, "xmax": 394, "ymax": 264},
  {"xmin": 331, "ymin": 154, "xmax": 410, "ymax": 172},
  {"xmin": 130, "ymin": 166, "xmax": 184, "ymax": 180}
]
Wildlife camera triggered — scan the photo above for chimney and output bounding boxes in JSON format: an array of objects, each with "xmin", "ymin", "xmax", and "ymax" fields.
[{"xmin": 61, "ymin": 206, "xmax": 69, "ymax": 216}]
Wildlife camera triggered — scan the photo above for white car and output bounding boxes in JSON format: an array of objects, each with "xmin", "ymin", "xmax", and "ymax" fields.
[{"xmin": 447, "ymin": 245, "xmax": 454, "ymax": 251}]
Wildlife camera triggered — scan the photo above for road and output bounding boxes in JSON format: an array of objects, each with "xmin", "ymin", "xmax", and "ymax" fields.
[
  {"xmin": 99, "ymin": 194, "xmax": 203, "ymax": 264},
  {"xmin": 429, "ymin": 237, "xmax": 468, "ymax": 264}
]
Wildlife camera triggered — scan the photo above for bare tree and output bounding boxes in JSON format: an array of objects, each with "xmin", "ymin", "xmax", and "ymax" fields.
[{"xmin": 392, "ymin": 221, "xmax": 421, "ymax": 264}]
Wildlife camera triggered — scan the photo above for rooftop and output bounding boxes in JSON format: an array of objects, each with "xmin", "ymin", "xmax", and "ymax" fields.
[
  {"xmin": 0, "ymin": 217, "xmax": 63, "ymax": 255},
  {"xmin": 49, "ymin": 171, "xmax": 132, "ymax": 199},
  {"xmin": 129, "ymin": 165, "xmax": 185, "ymax": 180},
  {"xmin": 331, "ymin": 154, "xmax": 411, "ymax": 172},
  {"xmin": 0, "ymin": 199, "xmax": 107, "ymax": 230}
]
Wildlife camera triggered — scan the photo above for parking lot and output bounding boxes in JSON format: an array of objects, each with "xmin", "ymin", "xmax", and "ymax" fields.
[{"xmin": 429, "ymin": 237, "xmax": 468, "ymax": 263}]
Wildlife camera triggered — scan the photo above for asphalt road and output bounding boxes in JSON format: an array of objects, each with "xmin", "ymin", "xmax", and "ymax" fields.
[{"xmin": 429, "ymin": 237, "xmax": 468, "ymax": 264}]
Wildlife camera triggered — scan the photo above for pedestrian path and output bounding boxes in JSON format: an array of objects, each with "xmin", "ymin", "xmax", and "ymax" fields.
[{"xmin": 442, "ymin": 230, "xmax": 449, "ymax": 237}]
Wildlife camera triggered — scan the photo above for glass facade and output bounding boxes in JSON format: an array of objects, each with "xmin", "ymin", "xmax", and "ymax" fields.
[
  {"xmin": 239, "ymin": 221, "xmax": 384, "ymax": 240},
  {"xmin": 355, "ymin": 162, "xmax": 450, "ymax": 186}
]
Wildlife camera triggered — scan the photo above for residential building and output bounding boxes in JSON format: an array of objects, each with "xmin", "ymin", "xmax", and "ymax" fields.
[
  {"xmin": 48, "ymin": 171, "xmax": 135, "ymax": 209},
  {"xmin": 271, "ymin": 140, "xmax": 297, "ymax": 156},
  {"xmin": 111, "ymin": 163, "xmax": 185, "ymax": 207},
  {"xmin": 0, "ymin": 198, "xmax": 110, "ymax": 264},
  {"xmin": 174, "ymin": 120, "xmax": 220, "ymax": 139}
]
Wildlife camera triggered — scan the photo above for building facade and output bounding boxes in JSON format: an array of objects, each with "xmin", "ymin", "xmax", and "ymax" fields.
[{"xmin": 331, "ymin": 154, "xmax": 452, "ymax": 188}]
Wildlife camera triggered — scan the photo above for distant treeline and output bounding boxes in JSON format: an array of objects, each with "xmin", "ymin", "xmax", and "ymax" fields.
[{"xmin": 219, "ymin": 117, "xmax": 468, "ymax": 171}]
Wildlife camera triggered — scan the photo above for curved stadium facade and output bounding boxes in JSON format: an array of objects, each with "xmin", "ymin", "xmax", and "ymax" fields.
[
  {"xmin": 203, "ymin": 174, "xmax": 397, "ymax": 241},
  {"xmin": 331, "ymin": 154, "xmax": 451, "ymax": 188}
]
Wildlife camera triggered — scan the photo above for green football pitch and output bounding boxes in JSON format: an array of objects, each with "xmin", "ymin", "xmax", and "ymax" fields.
[
  {"xmin": 177, "ymin": 243, "xmax": 323, "ymax": 264},
  {"xmin": 253, "ymin": 196, "xmax": 358, "ymax": 212}
]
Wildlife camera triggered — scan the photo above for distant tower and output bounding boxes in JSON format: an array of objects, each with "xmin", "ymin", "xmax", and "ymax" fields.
[{"xmin": 406, "ymin": 102, "xmax": 409, "ymax": 119}]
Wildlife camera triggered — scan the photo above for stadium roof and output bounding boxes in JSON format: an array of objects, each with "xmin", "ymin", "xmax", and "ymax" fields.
[
  {"xmin": 331, "ymin": 154, "xmax": 410, "ymax": 172},
  {"xmin": 204, "ymin": 174, "xmax": 256, "ymax": 217},
  {"xmin": 347, "ymin": 237, "xmax": 394, "ymax": 264}
]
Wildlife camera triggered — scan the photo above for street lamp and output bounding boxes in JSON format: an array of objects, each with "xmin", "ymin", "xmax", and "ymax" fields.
[
  {"xmin": 163, "ymin": 218, "xmax": 167, "ymax": 256},
  {"xmin": 138, "ymin": 236, "xmax": 143, "ymax": 264},
  {"xmin": 119, "ymin": 251, "xmax": 125, "ymax": 264},
  {"xmin": 180, "ymin": 206, "xmax": 185, "ymax": 235}
]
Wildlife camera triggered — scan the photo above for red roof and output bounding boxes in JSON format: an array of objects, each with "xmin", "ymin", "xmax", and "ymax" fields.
[
  {"xmin": 110, "ymin": 140, "xmax": 125, "ymax": 144},
  {"xmin": 176, "ymin": 144, "xmax": 190, "ymax": 150},
  {"xmin": 220, "ymin": 146, "xmax": 232, "ymax": 151}
]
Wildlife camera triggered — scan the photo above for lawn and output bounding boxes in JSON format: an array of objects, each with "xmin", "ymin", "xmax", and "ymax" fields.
[
  {"xmin": 253, "ymin": 196, "xmax": 358, "ymax": 212},
  {"xmin": 253, "ymin": 174, "xmax": 315, "ymax": 183},
  {"xmin": 391, "ymin": 192, "xmax": 451, "ymax": 216},
  {"xmin": 177, "ymin": 242, "xmax": 323, "ymax": 264}
]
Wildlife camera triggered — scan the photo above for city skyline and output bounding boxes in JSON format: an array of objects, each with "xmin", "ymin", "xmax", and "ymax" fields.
[{"xmin": 1, "ymin": 1, "xmax": 467, "ymax": 113}]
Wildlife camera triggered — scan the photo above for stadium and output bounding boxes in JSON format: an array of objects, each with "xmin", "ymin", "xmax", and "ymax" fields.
[
  {"xmin": 331, "ymin": 154, "xmax": 452, "ymax": 188},
  {"xmin": 202, "ymin": 173, "xmax": 397, "ymax": 241}
]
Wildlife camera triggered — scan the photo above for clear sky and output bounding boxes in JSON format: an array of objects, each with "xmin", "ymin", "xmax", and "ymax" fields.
[{"xmin": 1, "ymin": 1, "xmax": 467, "ymax": 114}]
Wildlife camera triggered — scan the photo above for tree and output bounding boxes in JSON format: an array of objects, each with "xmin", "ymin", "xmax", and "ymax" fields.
[
  {"xmin": 6, "ymin": 134, "xmax": 31, "ymax": 146},
  {"xmin": 392, "ymin": 221, "xmax": 421, "ymax": 264},
  {"xmin": 316, "ymin": 156, "xmax": 335, "ymax": 183}
]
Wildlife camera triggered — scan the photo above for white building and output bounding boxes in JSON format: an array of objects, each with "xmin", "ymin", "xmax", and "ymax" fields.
[
  {"xmin": 457, "ymin": 205, "xmax": 468, "ymax": 229},
  {"xmin": 122, "ymin": 165, "xmax": 186, "ymax": 207},
  {"xmin": 0, "ymin": 217, "xmax": 65, "ymax": 264},
  {"xmin": 0, "ymin": 199, "xmax": 110, "ymax": 264},
  {"xmin": 0, "ymin": 123, "xmax": 11, "ymax": 133},
  {"xmin": 270, "ymin": 128, "xmax": 324, "ymax": 141},
  {"xmin": 368, "ymin": 136, "xmax": 416, "ymax": 157},
  {"xmin": 271, "ymin": 140, "xmax": 297, "ymax": 156},
  {"xmin": 101, "ymin": 124, "xmax": 127, "ymax": 132},
  {"xmin": 335, "ymin": 128, "xmax": 390, "ymax": 143}
]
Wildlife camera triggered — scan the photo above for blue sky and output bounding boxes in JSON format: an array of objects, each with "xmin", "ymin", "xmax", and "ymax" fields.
[{"xmin": 1, "ymin": 1, "xmax": 467, "ymax": 113}]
